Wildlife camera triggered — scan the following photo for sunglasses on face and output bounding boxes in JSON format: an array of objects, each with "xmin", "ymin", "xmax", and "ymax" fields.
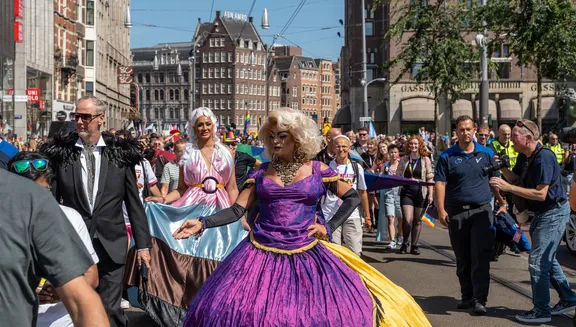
[
  {"xmin": 478, "ymin": 133, "xmax": 489, "ymax": 137},
  {"xmin": 12, "ymin": 159, "xmax": 48, "ymax": 173},
  {"xmin": 73, "ymin": 113, "xmax": 102, "ymax": 122},
  {"xmin": 515, "ymin": 120, "xmax": 535, "ymax": 136},
  {"xmin": 226, "ymin": 143, "xmax": 238, "ymax": 147},
  {"xmin": 359, "ymin": 133, "xmax": 368, "ymax": 136}
]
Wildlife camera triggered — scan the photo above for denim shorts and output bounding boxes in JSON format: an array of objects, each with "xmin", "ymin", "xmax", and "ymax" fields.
[{"xmin": 383, "ymin": 187, "xmax": 401, "ymax": 218}]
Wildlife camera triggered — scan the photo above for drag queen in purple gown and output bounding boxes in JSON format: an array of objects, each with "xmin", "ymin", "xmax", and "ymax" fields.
[{"xmin": 173, "ymin": 108, "xmax": 431, "ymax": 327}]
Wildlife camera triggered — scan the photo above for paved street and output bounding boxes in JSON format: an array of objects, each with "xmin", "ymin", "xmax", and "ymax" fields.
[{"xmin": 127, "ymin": 225, "xmax": 576, "ymax": 327}]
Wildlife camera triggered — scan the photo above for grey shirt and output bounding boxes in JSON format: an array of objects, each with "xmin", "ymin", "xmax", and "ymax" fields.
[{"xmin": 0, "ymin": 169, "xmax": 93, "ymax": 327}]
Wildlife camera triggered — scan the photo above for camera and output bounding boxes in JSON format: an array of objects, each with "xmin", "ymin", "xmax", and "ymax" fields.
[{"xmin": 482, "ymin": 153, "xmax": 510, "ymax": 175}]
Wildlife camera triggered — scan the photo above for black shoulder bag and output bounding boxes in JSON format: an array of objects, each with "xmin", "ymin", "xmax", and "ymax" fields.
[{"xmin": 513, "ymin": 146, "xmax": 555, "ymax": 213}]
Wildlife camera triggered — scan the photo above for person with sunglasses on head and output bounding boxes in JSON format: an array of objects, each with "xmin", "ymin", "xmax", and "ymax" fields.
[
  {"xmin": 490, "ymin": 119, "xmax": 576, "ymax": 323},
  {"xmin": 1, "ymin": 153, "xmax": 109, "ymax": 327},
  {"xmin": 8, "ymin": 152, "xmax": 103, "ymax": 327},
  {"xmin": 39, "ymin": 95, "xmax": 151, "ymax": 327}
]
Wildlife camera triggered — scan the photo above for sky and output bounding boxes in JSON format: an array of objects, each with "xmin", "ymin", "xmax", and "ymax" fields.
[{"xmin": 129, "ymin": 0, "xmax": 344, "ymax": 61}]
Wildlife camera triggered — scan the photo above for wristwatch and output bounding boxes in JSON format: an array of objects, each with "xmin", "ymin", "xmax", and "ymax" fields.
[{"xmin": 500, "ymin": 203, "xmax": 509, "ymax": 209}]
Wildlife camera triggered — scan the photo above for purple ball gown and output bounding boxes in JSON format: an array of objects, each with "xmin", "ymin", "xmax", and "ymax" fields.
[{"xmin": 183, "ymin": 161, "xmax": 431, "ymax": 327}]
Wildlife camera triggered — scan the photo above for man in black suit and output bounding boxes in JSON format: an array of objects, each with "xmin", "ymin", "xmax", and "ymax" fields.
[{"xmin": 40, "ymin": 95, "xmax": 151, "ymax": 327}]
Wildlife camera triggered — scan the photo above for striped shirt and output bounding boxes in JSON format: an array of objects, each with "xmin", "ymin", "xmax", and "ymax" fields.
[{"xmin": 160, "ymin": 161, "xmax": 180, "ymax": 192}]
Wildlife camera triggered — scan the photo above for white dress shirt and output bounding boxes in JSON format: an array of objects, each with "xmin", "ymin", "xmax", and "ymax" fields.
[{"xmin": 75, "ymin": 136, "xmax": 106, "ymax": 213}]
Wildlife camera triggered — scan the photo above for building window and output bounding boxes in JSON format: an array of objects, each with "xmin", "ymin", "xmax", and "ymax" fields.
[
  {"xmin": 85, "ymin": 40, "xmax": 94, "ymax": 66},
  {"xmin": 228, "ymin": 68, "xmax": 232, "ymax": 78},
  {"xmin": 145, "ymin": 73, "xmax": 150, "ymax": 83},
  {"xmin": 160, "ymin": 90, "xmax": 165, "ymax": 100},
  {"xmin": 160, "ymin": 108, "xmax": 165, "ymax": 119},
  {"xmin": 85, "ymin": 82, "xmax": 94, "ymax": 95},
  {"xmin": 137, "ymin": 74, "xmax": 143, "ymax": 83},
  {"xmin": 228, "ymin": 84, "xmax": 232, "ymax": 94},
  {"xmin": 185, "ymin": 108, "xmax": 189, "ymax": 120},
  {"xmin": 210, "ymin": 39, "xmax": 214, "ymax": 47},
  {"xmin": 209, "ymin": 53, "xmax": 214, "ymax": 63},
  {"xmin": 154, "ymin": 90, "xmax": 159, "ymax": 101},
  {"xmin": 209, "ymin": 68, "xmax": 214, "ymax": 78},
  {"xmin": 228, "ymin": 53, "xmax": 233, "ymax": 62},
  {"xmin": 202, "ymin": 84, "xmax": 207, "ymax": 94},
  {"xmin": 203, "ymin": 53, "xmax": 207, "ymax": 63},
  {"xmin": 169, "ymin": 90, "xmax": 174, "ymax": 100},
  {"xmin": 215, "ymin": 68, "xmax": 220, "ymax": 79},
  {"xmin": 154, "ymin": 108, "xmax": 159, "ymax": 118},
  {"xmin": 86, "ymin": 1, "xmax": 95, "ymax": 25},
  {"xmin": 169, "ymin": 108, "xmax": 174, "ymax": 119},
  {"xmin": 184, "ymin": 89, "xmax": 189, "ymax": 101},
  {"xmin": 175, "ymin": 108, "xmax": 180, "ymax": 119},
  {"xmin": 175, "ymin": 89, "xmax": 180, "ymax": 100},
  {"xmin": 183, "ymin": 72, "xmax": 188, "ymax": 82},
  {"xmin": 145, "ymin": 90, "xmax": 150, "ymax": 101},
  {"xmin": 160, "ymin": 74, "xmax": 164, "ymax": 83}
]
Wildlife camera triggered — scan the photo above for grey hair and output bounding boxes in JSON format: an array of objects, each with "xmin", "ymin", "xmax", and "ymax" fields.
[
  {"xmin": 517, "ymin": 120, "xmax": 540, "ymax": 140},
  {"xmin": 77, "ymin": 94, "xmax": 107, "ymax": 115}
]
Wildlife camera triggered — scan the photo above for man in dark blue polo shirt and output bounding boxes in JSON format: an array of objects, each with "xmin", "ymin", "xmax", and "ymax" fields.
[
  {"xmin": 490, "ymin": 119, "xmax": 576, "ymax": 323},
  {"xmin": 435, "ymin": 115, "xmax": 508, "ymax": 316}
]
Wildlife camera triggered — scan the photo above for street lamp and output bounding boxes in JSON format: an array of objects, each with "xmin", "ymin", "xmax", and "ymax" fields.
[
  {"xmin": 360, "ymin": 77, "xmax": 386, "ymax": 121},
  {"xmin": 477, "ymin": 0, "xmax": 489, "ymax": 126}
]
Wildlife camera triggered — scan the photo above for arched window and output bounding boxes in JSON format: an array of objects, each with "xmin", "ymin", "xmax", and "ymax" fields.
[
  {"xmin": 145, "ymin": 90, "xmax": 150, "ymax": 101},
  {"xmin": 169, "ymin": 108, "xmax": 174, "ymax": 119},
  {"xmin": 175, "ymin": 108, "xmax": 180, "ymax": 119},
  {"xmin": 154, "ymin": 108, "xmax": 159, "ymax": 118},
  {"xmin": 169, "ymin": 89, "xmax": 174, "ymax": 100},
  {"xmin": 154, "ymin": 90, "xmax": 159, "ymax": 101},
  {"xmin": 145, "ymin": 108, "xmax": 151, "ymax": 119},
  {"xmin": 175, "ymin": 89, "xmax": 180, "ymax": 101},
  {"xmin": 160, "ymin": 90, "xmax": 165, "ymax": 100},
  {"xmin": 184, "ymin": 89, "xmax": 189, "ymax": 101}
]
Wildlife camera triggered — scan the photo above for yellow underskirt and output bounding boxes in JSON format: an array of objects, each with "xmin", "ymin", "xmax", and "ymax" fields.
[{"xmin": 321, "ymin": 241, "xmax": 432, "ymax": 327}]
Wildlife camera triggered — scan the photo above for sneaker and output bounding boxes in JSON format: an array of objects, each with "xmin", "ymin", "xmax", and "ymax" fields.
[
  {"xmin": 551, "ymin": 300, "xmax": 576, "ymax": 316},
  {"xmin": 396, "ymin": 236, "xmax": 403, "ymax": 244},
  {"xmin": 120, "ymin": 298, "xmax": 131, "ymax": 310},
  {"xmin": 515, "ymin": 310, "xmax": 551, "ymax": 323},
  {"xmin": 457, "ymin": 299, "xmax": 473, "ymax": 310},
  {"xmin": 473, "ymin": 301, "xmax": 487, "ymax": 315},
  {"xmin": 386, "ymin": 240, "xmax": 397, "ymax": 250},
  {"xmin": 410, "ymin": 245, "xmax": 421, "ymax": 255}
]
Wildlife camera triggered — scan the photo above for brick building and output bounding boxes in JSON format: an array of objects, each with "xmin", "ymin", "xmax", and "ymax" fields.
[
  {"xmin": 196, "ymin": 10, "xmax": 281, "ymax": 132},
  {"xmin": 337, "ymin": 0, "xmax": 572, "ymax": 134},
  {"xmin": 53, "ymin": 0, "xmax": 84, "ymax": 120}
]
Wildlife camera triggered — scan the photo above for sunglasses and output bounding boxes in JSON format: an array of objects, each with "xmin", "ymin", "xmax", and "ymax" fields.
[
  {"xmin": 226, "ymin": 143, "xmax": 238, "ymax": 147},
  {"xmin": 359, "ymin": 133, "xmax": 368, "ymax": 136},
  {"xmin": 478, "ymin": 133, "xmax": 489, "ymax": 137},
  {"xmin": 73, "ymin": 113, "xmax": 102, "ymax": 122},
  {"xmin": 515, "ymin": 120, "xmax": 535, "ymax": 136},
  {"xmin": 12, "ymin": 159, "xmax": 48, "ymax": 173}
]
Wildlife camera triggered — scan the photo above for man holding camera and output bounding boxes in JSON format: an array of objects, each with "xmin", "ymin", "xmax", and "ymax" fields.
[
  {"xmin": 490, "ymin": 119, "xmax": 576, "ymax": 323},
  {"xmin": 435, "ymin": 115, "xmax": 507, "ymax": 315}
]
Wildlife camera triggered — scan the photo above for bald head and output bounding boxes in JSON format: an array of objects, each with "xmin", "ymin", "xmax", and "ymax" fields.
[
  {"xmin": 327, "ymin": 128, "xmax": 342, "ymax": 140},
  {"xmin": 498, "ymin": 124, "xmax": 511, "ymax": 144}
]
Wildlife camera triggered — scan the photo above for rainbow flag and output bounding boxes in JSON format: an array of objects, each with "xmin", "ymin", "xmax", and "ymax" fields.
[
  {"xmin": 422, "ymin": 205, "xmax": 438, "ymax": 228},
  {"xmin": 243, "ymin": 113, "xmax": 251, "ymax": 136}
]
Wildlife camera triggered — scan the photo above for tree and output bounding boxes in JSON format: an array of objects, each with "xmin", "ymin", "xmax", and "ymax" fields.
[
  {"xmin": 377, "ymin": 1, "xmax": 480, "ymax": 143},
  {"xmin": 480, "ymin": 0, "xmax": 576, "ymax": 131}
]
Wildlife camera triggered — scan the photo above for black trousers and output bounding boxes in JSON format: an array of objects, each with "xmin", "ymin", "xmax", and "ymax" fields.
[
  {"xmin": 447, "ymin": 204, "xmax": 495, "ymax": 304},
  {"xmin": 93, "ymin": 239, "xmax": 127, "ymax": 327}
]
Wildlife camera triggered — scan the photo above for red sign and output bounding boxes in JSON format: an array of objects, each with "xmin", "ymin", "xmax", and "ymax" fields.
[
  {"xmin": 14, "ymin": 21, "xmax": 23, "ymax": 43},
  {"xmin": 26, "ymin": 88, "xmax": 41, "ymax": 102},
  {"xmin": 6, "ymin": 89, "xmax": 14, "ymax": 96},
  {"xmin": 14, "ymin": 0, "xmax": 24, "ymax": 19},
  {"xmin": 117, "ymin": 66, "xmax": 134, "ymax": 84},
  {"xmin": 39, "ymin": 100, "xmax": 45, "ymax": 110}
]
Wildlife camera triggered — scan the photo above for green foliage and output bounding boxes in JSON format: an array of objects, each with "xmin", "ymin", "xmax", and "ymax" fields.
[
  {"xmin": 479, "ymin": 0, "xmax": 576, "ymax": 130},
  {"xmin": 379, "ymin": 1, "xmax": 480, "ymax": 104}
]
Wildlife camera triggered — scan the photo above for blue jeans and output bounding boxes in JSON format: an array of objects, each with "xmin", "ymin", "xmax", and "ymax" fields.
[{"xmin": 529, "ymin": 201, "xmax": 576, "ymax": 314}]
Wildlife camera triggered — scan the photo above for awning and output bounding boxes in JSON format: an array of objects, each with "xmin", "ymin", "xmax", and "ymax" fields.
[
  {"xmin": 499, "ymin": 99, "xmax": 522, "ymax": 121},
  {"xmin": 474, "ymin": 99, "xmax": 498, "ymax": 119},
  {"xmin": 332, "ymin": 105, "xmax": 351, "ymax": 126},
  {"xmin": 401, "ymin": 98, "xmax": 435, "ymax": 121},
  {"xmin": 531, "ymin": 97, "xmax": 558, "ymax": 120},
  {"xmin": 451, "ymin": 99, "xmax": 473, "ymax": 120}
]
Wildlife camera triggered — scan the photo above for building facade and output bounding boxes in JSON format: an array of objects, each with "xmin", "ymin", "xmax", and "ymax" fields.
[
  {"xmin": 93, "ymin": 0, "xmax": 131, "ymax": 130},
  {"xmin": 196, "ymin": 10, "xmax": 281, "ymax": 133},
  {"xmin": 0, "ymin": 0, "xmax": 15, "ymax": 127},
  {"xmin": 337, "ymin": 0, "xmax": 572, "ymax": 134},
  {"xmin": 12, "ymin": 0, "xmax": 54, "ymax": 139},
  {"xmin": 132, "ymin": 42, "xmax": 193, "ymax": 132},
  {"xmin": 274, "ymin": 46, "xmax": 337, "ymax": 128},
  {"xmin": 53, "ymin": 0, "xmax": 85, "ymax": 122}
]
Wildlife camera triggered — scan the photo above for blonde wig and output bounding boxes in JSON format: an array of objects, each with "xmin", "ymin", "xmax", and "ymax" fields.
[{"xmin": 259, "ymin": 108, "xmax": 322, "ymax": 160}]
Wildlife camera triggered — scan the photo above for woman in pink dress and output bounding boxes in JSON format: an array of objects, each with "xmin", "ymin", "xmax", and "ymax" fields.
[{"xmin": 125, "ymin": 107, "xmax": 247, "ymax": 326}]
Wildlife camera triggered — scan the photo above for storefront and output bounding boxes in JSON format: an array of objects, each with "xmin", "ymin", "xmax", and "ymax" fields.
[
  {"xmin": 0, "ymin": 0, "xmax": 15, "ymax": 131},
  {"xmin": 400, "ymin": 97, "xmax": 435, "ymax": 135},
  {"xmin": 24, "ymin": 68, "xmax": 52, "ymax": 138},
  {"xmin": 0, "ymin": 58, "xmax": 15, "ymax": 131}
]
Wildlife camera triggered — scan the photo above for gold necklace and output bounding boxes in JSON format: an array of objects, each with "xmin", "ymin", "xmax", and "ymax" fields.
[{"xmin": 271, "ymin": 157, "xmax": 304, "ymax": 186}]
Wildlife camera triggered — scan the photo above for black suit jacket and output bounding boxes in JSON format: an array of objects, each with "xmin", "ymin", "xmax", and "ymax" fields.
[{"xmin": 41, "ymin": 132, "xmax": 151, "ymax": 264}]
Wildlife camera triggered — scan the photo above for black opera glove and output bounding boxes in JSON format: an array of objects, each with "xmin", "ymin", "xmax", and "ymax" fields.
[
  {"xmin": 327, "ymin": 188, "xmax": 361, "ymax": 233},
  {"xmin": 200, "ymin": 203, "xmax": 247, "ymax": 228}
]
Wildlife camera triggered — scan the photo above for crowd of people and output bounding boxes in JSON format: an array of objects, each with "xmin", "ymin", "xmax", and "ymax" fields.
[{"xmin": 0, "ymin": 94, "xmax": 575, "ymax": 326}]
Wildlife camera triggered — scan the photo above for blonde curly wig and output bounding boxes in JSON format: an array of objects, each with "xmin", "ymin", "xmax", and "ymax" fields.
[{"xmin": 259, "ymin": 107, "xmax": 322, "ymax": 160}]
